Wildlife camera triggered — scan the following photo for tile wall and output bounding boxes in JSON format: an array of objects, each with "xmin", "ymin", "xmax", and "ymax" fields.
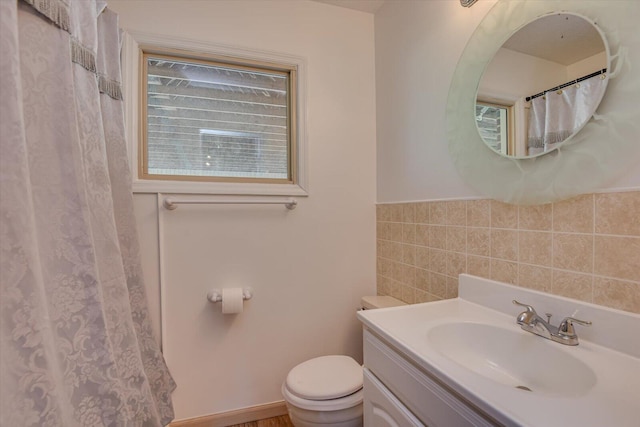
[{"xmin": 376, "ymin": 191, "xmax": 640, "ymax": 314}]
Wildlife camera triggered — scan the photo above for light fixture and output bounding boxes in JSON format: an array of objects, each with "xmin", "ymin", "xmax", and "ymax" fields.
[{"xmin": 460, "ymin": 0, "xmax": 478, "ymax": 7}]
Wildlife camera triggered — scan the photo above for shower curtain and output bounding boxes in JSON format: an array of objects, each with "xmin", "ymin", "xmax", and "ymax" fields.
[
  {"xmin": 527, "ymin": 74, "xmax": 607, "ymax": 155},
  {"xmin": 0, "ymin": 1, "xmax": 176, "ymax": 426}
]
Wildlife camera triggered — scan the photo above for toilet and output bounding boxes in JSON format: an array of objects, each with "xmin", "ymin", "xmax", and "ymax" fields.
[{"xmin": 282, "ymin": 296, "xmax": 406, "ymax": 427}]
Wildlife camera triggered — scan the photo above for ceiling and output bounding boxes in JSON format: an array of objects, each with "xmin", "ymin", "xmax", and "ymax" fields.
[
  {"xmin": 310, "ymin": 3, "xmax": 604, "ymax": 66},
  {"xmin": 310, "ymin": 0, "xmax": 386, "ymax": 14},
  {"xmin": 503, "ymin": 13, "xmax": 605, "ymax": 65}
]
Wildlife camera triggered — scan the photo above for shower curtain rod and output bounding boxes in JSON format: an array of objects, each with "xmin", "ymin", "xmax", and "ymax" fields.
[{"xmin": 526, "ymin": 68, "xmax": 607, "ymax": 102}]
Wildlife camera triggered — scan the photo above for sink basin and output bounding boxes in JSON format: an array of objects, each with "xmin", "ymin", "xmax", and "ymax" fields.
[{"xmin": 427, "ymin": 322, "xmax": 597, "ymax": 396}]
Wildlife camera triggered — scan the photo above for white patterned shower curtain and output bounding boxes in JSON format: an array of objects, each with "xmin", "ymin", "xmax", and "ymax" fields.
[
  {"xmin": 527, "ymin": 74, "xmax": 607, "ymax": 155},
  {"xmin": 0, "ymin": 0, "xmax": 176, "ymax": 425}
]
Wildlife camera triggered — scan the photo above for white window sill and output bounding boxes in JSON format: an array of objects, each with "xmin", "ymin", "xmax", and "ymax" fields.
[{"xmin": 132, "ymin": 179, "xmax": 308, "ymax": 196}]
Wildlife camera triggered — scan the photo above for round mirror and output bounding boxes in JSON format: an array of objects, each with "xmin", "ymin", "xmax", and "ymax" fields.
[
  {"xmin": 446, "ymin": 0, "xmax": 640, "ymax": 205},
  {"xmin": 476, "ymin": 12, "xmax": 608, "ymax": 159}
]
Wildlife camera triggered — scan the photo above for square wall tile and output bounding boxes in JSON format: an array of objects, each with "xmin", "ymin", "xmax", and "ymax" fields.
[
  {"xmin": 402, "ymin": 244, "xmax": 416, "ymax": 266},
  {"xmin": 519, "ymin": 204, "xmax": 552, "ymax": 231},
  {"xmin": 388, "ymin": 223, "xmax": 403, "ymax": 242},
  {"xmin": 429, "ymin": 273, "xmax": 447, "ymax": 298},
  {"xmin": 416, "ymin": 268, "xmax": 429, "ymax": 291},
  {"xmin": 377, "ymin": 275, "xmax": 391, "ymax": 295},
  {"xmin": 490, "ymin": 259, "xmax": 517, "ymax": 284},
  {"xmin": 552, "ymin": 270, "xmax": 593, "ymax": 303},
  {"xmin": 594, "ymin": 277, "xmax": 640, "ymax": 313},
  {"xmin": 377, "ymin": 222, "xmax": 389, "ymax": 241},
  {"xmin": 491, "ymin": 229, "xmax": 518, "ymax": 261},
  {"xmin": 518, "ymin": 231, "xmax": 551, "ymax": 266},
  {"xmin": 446, "ymin": 201, "xmax": 466, "ymax": 226},
  {"xmin": 467, "ymin": 256, "xmax": 490, "ymax": 277},
  {"xmin": 378, "ymin": 257, "xmax": 392, "ymax": 277},
  {"xmin": 467, "ymin": 228, "xmax": 490, "ymax": 257},
  {"xmin": 553, "ymin": 194, "xmax": 593, "ymax": 233},
  {"xmin": 446, "ymin": 226, "xmax": 466, "ymax": 253},
  {"xmin": 401, "ymin": 285, "xmax": 416, "ymax": 304},
  {"xmin": 430, "ymin": 202, "xmax": 446, "ymax": 225},
  {"xmin": 402, "ymin": 203, "xmax": 416, "ymax": 223},
  {"xmin": 416, "ymin": 224, "xmax": 429, "ymax": 247},
  {"xmin": 595, "ymin": 191, "xmax": 640, "ymax": 236},
  {"xmin": 429, "ymin": 225, "xmax": 446, "ymax": 250},
  {"xmin": 430, "ymin": 249, "xmax": 447, "ymax": 275},
  {"xmin": 594, "ymin": 236, "xmax": 640, "ymax": 282},
  {"xmin": 390, "ymin": 241, "xmax": 404, "ymax": 261},
  {"xmin": 415, "ymin": 290, "xmax": 437, "ymax": 303},
  {"xmin": 467, "ymin": 199, "xmax": 490, "ymax": 227},
  {"xmin": 402, "ymin": 265, "xmax": 416, "ymax": 286},
  {"xmin": 446, "ymin": 276, "xmax": 459, "ymax": 299},
  {"xmin": 446, "ymin": 252, "xmax": 466, "ymax": 278},
  {"xmin": 491, "ymin": 201, "xmax": 518, "ymax": 229},
  {"xmin": 402, "ymin": 223, "xmax": 416, "ymax": 244},
  {"xmin": 416, "ymin": 202, "xmax": 429, "ymax": 224},
  {"xmin": 552, "ymin": 233, "xmax": 593, "ymax": 273},
  {"xmin": 377, "ymin": 204, "xmax": 391, "ymax": 222},
  {"xmin": 518, "ymin": 264, "xmax": 552, "ymax": 293},
  {"xmin": 415, "ymin": 246, "xmax": 429, "ymax": 270}
]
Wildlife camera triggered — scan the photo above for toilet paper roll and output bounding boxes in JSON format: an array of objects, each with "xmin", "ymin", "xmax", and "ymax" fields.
[{"xmin": 221, "ymin": 288, "xmax": 244, "ymax": 314}]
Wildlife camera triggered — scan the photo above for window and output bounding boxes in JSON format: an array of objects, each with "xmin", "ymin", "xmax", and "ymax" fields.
[
  {"xmin": 140, "ymin": 50, "xmax": 297, "ymax": 185},
  {"xmin": 475, "ymin": 101, "xmax": 514, "ymax": 156}
]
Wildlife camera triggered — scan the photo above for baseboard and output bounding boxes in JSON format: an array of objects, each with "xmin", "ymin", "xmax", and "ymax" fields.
[{"xmin": 169, "ymin": 401, "xmax": 289, "ymax": 427}]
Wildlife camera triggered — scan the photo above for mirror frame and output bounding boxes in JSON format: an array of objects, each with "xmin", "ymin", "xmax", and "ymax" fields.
[
  {"xmin": 446, "ymin": 0, "xmax": 640, "ymax": 205},
  {"xmin": 476, "ymin": 12, "xmax": 609, "ymax": 160}
]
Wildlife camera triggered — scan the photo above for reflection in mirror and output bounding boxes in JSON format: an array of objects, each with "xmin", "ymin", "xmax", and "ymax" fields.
[{"xmin": 476, "ymin": 13, "xmax": 608, "ymax": 158}]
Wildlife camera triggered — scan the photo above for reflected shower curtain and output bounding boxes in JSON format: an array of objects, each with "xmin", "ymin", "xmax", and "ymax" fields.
[
  {"xmin": 0, "ymin": 0, "xmax": 176, "ymax": 426},
  {"xmin": 527, "ymin": 74, "xmax": 607, "ymax": 155}
]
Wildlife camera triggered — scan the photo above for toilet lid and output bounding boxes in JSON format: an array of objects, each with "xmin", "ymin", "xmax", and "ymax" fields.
[{"xmin": 285, "ymin": 355, "xmax": 363, "ymax": 400}]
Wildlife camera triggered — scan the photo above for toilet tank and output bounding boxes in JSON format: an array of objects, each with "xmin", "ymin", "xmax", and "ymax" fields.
[{"xmin": 360, "ymin": 296, "xmax": 406, "ymax": 310}]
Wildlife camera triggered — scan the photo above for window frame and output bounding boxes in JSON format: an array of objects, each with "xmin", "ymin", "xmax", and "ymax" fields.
[
  {"xmin": 475, "ymin": 99, "xmax": 515, "ymax": 156},
  {"xmin": 121, "ymin": 31, "xmax": 308, "ymax": 196}
]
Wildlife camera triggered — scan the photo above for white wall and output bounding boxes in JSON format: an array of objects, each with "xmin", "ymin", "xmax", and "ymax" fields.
[
  {"xmin": 567, "ymin": 51, "xmax": 607, "ymax": 80},
  {"xmin": 375, "ymin": 0, "xmax": 640, "ymax": 203},
  {"xmin": 479, "ymin": 48, "xmax": 569, "ymax": 100},
  {"xmin": 109, "ymin": 0, "xmax": 376, "ymax": 420}
]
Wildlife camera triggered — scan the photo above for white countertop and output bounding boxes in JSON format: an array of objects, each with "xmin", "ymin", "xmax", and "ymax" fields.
[{"xmin": 357, "ymin": 275, "xmax": 640, "ymax": 427}]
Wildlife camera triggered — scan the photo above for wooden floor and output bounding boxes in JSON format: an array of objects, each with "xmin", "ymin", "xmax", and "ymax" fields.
[{"xmin": 228, "ymin": 415, "xmax": 294, "ymax": 427}]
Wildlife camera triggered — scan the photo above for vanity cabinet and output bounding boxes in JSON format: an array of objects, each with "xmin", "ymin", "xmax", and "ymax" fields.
[
  {"xmin": 363, "ymin": 329, "xmax": 499, "ymax": 427},
  {"xmin": 363, "ymin": 370, "xmax": 423, "ymax": 427}
]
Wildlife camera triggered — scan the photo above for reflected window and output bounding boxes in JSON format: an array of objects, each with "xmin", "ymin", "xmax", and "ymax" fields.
[{"xmin": 475, "ymin": 101, "xmax": 513, "ymax": 156}]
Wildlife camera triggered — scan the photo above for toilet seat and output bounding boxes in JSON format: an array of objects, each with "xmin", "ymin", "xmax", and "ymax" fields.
[
  {"xmin": 282, "ymin": 384, "xmax": 363, "ymax": 411},
  {"xmin": 286, "ymin": 355, "xmax": 363, "ymax": 400},
  {"xmin": 283, "ymin": 355, "xmax": 363, "ymax": 411}
]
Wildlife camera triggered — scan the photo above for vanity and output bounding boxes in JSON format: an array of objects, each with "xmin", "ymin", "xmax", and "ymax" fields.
[{"xmin": 357, "ymin": 274, "xmax": 640, "ymax": 427}]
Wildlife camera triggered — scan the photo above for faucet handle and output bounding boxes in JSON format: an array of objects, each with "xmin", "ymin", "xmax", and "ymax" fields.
[
  {"xmin": 512, "ymin": 300, "xmax": 537, "ymax": 313},
  {"xmin": 512, "ymin": 300, "xmax": 538, "ymax": 326},
  {"xmin": 559, "ymin": 316, "xmax": 592, "ymax": 336}
]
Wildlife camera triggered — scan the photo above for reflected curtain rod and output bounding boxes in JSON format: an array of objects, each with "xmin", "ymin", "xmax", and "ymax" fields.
[{"xmin": 525, "ymin": 68, "xmax": 607, "ymax": 102}]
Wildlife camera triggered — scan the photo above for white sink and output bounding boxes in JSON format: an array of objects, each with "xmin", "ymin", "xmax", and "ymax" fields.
[
  {"xmin": 357, "ymin": 274, "xmax": 640, "ymax": 427},
  {"xmin": 427, "ymin": 322, "xmax": 597, "ymax": 396}
]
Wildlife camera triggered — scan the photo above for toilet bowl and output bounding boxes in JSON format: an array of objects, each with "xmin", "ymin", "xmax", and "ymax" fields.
[
  {"xmin": 282, "ymin": 355, "xmax": 363, "ymax": 427},
  {"xmin": 282, "ymin": 296, "xmax": 406, "ymax": 427}
]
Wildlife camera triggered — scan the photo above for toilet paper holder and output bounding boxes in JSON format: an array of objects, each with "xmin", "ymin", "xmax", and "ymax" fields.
[{"xmin": 207, "ymin": 288, "xmax": 253, "ymax": 303}]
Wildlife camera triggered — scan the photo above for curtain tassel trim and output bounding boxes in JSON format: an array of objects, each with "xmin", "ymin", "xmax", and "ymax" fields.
[
  {"xmin": 21, "ymin": 0, "xmax": 70, "ymax": 32},
  {"xmin": 528, "ymin": 130, "xmax": 575, "ymax": 149},
  {"xmin": 71, "ymin": 39, "xmax": 97, "ymax": 73},
  {"xmin": 98, "ymin": 75, "xmax": 123, "ymax": 101},
  {"xmin": 71, "ymin": 40, "xmax": 123, "ymax": 101}
]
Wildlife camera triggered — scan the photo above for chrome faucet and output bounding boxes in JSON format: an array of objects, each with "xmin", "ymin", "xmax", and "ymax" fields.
[{"xmin": 512, "ymin": 300, "xmax": 591, "ymax": 346}]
